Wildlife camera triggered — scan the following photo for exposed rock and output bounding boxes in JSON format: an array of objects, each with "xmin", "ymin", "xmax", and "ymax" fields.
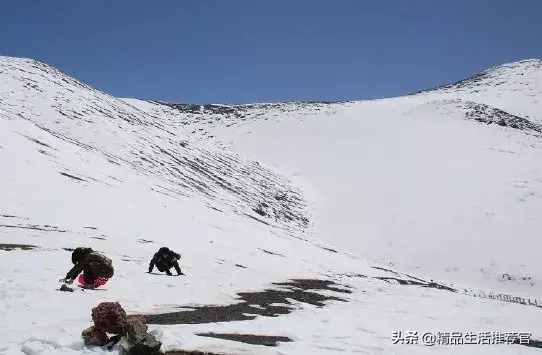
[
  {"xmin": 91, "ymin": 302, "xmax": 128, "ymax": 334},
  {"xmin": 84, "ymin": 303, "xmax": 161, "ymax": 354},
  {"xmin": 125, "ymin": 315, "xmax": 149, "ymax": 344},
  {"xmin": 146, "ymin": 279, "xmax": 349, "ymax": 325},
  {"xmin": 0, "ymin": 243, "xmax": 38, "ymax": 251},
  {"xmin": 196, "ymin": 332, "xmax": 293, "ymax": 346},
  {"xmin": 120, "ymin": 314, "xmax": 162, "ymax": 355},
  {"xmin": 119, "ymin": 333, "xmax": 162, "ymax": 355},
  {"xmin": 127, "ymin": 314, "xmax": 148, "ymax": 325},
  {"xmin": 82, "ymin": 326, "xmax": 109, "ymax": 346},
  {"xmin": 58, "ymin": 284, "xmax": 74, "ymax": 292}
]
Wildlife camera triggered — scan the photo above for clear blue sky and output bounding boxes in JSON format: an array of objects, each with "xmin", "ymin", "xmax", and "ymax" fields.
[{"xmin": 1, "ymin": 0, "xmax": 540, "ymax": 104}]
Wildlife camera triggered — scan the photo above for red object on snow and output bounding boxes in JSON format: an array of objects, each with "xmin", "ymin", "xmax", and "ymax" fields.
[{"xmin": 78, "ymin": 273, "xmax": 109, "ymax": 288}]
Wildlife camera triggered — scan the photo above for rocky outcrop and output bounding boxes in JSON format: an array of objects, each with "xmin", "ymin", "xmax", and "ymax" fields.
[
  {"xmin": 82, "ymin": 325, "xmax": 109, "ymax": 346},
  {"xmin": 82, "ymin": 302, "xmax": 162, "ymax": 354},
  {"xmin": 118, "ymin": 315, "xmax": 162, "ymax": 355},
  {"xmin": 91, "ymin": 302, "xmax": 128, "ymax": 334}
]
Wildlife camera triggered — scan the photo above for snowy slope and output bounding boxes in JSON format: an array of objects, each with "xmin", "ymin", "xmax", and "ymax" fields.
[
  {"xmin": 1, "ymin": 56, "xmax": 542, "ymax": 355},
  {"xmin": 124, "ymin": 59, "xmax": 542, "ymax": 299},
  {"xmin": 0, "ymin": 56, "xmax": 311, "ymax": 236},
  {"xmin": 412, "ymin": 59, "xmax": 542, "ymax": 124}
]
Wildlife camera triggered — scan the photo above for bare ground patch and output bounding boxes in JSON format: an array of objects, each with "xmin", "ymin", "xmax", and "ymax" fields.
[
  {"xmin": 145, "ymin": 279, "xmax": 351, "ymax": 325},
  {"xmin": 0, "ymin": 243, "xmax": 38, "ymax": 251},
  {"xmin": 195, "ymin": 333, "xmax": 293, "ymax": 347},
  {"xmin": 165, "ymin": 350, "xmax": 231, "ymax": 355}
]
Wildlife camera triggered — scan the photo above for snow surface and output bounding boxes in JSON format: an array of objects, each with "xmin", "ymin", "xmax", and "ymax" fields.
[
  {"xmin": 1, "ymin": 55, "xmax": 542, "ymax": 354},
  {"xmin": 206, "ymin": 95, "xmax": 542, "ymax": 298}
]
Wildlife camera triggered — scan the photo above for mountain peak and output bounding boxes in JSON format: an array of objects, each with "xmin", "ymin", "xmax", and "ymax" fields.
[
  {"xmin": 411, "ymin": 58, "xmax": 542, "ymax": 96},
  {"xmin": 484, "ymin": 58, "xmax": 542, "ymax": 75}
]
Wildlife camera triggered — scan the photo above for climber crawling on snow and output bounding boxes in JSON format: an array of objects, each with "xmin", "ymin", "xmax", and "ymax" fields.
[
  {"xmin": 60, "ymin": 247, "xmax": 114, "ymax": 289},
  {"xmin": 148, "ymin": 247, "xmax": 183, "ymax": 276}
]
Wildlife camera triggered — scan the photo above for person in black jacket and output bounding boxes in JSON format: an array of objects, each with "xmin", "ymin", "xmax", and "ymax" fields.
[
  {"xmin": 148, "ymin": 247, "xmax": 182, "ymax": 276},
  {"xmin": 60, "ymin": 247, "xmax": 114, "ymax": 288}
]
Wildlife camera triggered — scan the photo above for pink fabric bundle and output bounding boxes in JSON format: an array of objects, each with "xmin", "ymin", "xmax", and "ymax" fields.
[{"xmin": 78, "ymin": 273, "xmax": 109, "ymax": 287}]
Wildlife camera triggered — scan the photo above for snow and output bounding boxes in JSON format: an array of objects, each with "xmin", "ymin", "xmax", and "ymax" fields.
[
  {"xmin": 1, "ymin": 55, "xmax": 542, "ymax": 354},
  {"xmin": 158, "ymin": 280, "xmax": 540, "ymax": 355},
  {"xmin": 197, "ymin": 73, "xmax": 542, "ymax": 300},
  {"xmin": 415, "ymin": 59, "xmax": 542, "ymax": 123}
]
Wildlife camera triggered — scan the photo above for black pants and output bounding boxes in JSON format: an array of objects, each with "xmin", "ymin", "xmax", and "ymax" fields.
[
  {"xmin": 156, "ymin": 261, "xmax": 181, "ymax": 275},
  {"xmin": 83, "ymin": 267, "xmax": 96, "ymax": 284},
  {"xmin": 84, "ymin": 263, "xmax": 114, "ymax": 283}
]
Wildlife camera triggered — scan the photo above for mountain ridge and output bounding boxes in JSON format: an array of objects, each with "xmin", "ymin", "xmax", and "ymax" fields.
[{"xmin": 410, "ymin": 58, "xmax": 542, "ymax": 95}]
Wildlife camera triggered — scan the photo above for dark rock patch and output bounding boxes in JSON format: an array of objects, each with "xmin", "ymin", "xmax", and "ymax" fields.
[
  {"xmin": 423, "ymin": 282, "xmax": 457, "ymax": 292},
  {"xmin": 234, "ymin": 264, "xmax": 247, "ymax": 268},
  {"xmin": 375, "ymin": 277, "xmax": 423, "ymax": 286},
  {"xmin": 403, "ymin": 273, "xmax": 427, "ymax": 282},
  {"xmin": 83, "ymin": 226, "xmax": 98, "ymax": 230},
  {"xmin": 0, "ymin": 214, "xmax": 25, "ymax": 219},
  {"xmin": 18, "ymin": 133, "xmax": 55, "ymax": 149},
  {"xmin": 336, "ymin": 272, "xmax": 368, "ymax": 279},
  {"xmin": 59, "ymin": 284, "xmax": 74, "ymax": 292},
  {"xmin": 60, "ymin": 172, "xmax": 87, "ymax": 182},
  {"xmin": 0, "ymin": 224, "xmax": 67, "ymax": 232},
  {"xmin": 272, "ymin": 279, "xmax": 352, "ymax": 294},
  {"xmin": 371, "ymin": 266, "xmax": 401, "ymax": 276},
  {"xmin": 91, "ymin": 236, "xmax": 107, "ymax": 240},
  {"xmin": 259, "ymin": 248, "xmax": 284, "ymax": 257},
  {"xmin": 514, "ymin": 338, "xmax": 542, "ymax": 348},
  {"xmin": 253, "ymin": 206, "xmax": 267, "ymax": 217},
  {"xmin": 165, "ymin": 350, "xmax": 229, "ymax": 355},
  {"xmin": 461, "ymin": 101, "xmax": 542, "ymax": 134},
  {"xmin": 145, "ymin": 279, "xmax": 349, "ymax": 325},
  {"xmin": 319, "ymin": 246, "xmax": 338, "ymax": 253},
  {"xmin": 0, "ymin": 243, "xmax": 38, "ymax": 251},
  {"xmin": 374, "ymin": 277, "xmax": 456, "ymax": 292},
  {"xmin": 137, "ymin": 239, "xmax": 154, "ymax": 244},
  {"xmin": 196, "ymin": 333, "xmax": 293, "ymax": 347},
  {"xmin": 243, "ymin": 213, "xmax": 271, "ymax": 226}
]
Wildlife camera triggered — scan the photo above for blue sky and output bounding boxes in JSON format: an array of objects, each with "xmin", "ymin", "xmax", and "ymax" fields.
[{"xmin": 1, "ymin": 1, "xmax": 540, "ymax": 104}]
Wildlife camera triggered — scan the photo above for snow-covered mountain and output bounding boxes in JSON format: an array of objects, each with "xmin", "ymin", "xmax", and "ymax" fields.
[
  {"xmin": 412, "ymin": 59, "xmax": 542, "ymax": 124},
  {"xmin": 124, "ymin": 58, "xmax": 542, "ymax": 297},
  {"xmin": 1, "ymin": 56, "xmax": 542, "ymax": 354}
]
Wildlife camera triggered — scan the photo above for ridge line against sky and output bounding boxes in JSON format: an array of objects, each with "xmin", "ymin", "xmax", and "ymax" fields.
[{"xmin": 1, "ymin": 0, "xmax": 541, "ymax": 104}]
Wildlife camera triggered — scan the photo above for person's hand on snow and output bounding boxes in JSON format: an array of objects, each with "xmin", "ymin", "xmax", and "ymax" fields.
[{"xmin": 60, "ymin": 277, "xmax": 74, "ymax": 284}]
